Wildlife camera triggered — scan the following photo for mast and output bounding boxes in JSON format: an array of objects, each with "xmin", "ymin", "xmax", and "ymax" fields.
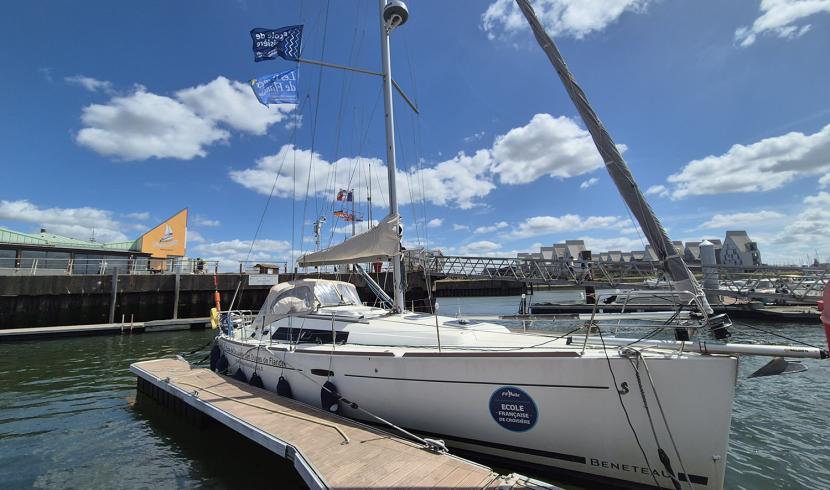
[
  {"xmin": 515, "ymin": 0, "xmax": 712, "ymax": 315},
  {"xmin": 379, "ymin": 0, "xmax": 407, "ymax": 312}
]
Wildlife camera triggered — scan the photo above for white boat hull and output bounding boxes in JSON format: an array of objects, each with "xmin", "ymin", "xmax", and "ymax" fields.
[{"xmin": 217, "ymin": 335, "xmax": 737, "ymax": 489}]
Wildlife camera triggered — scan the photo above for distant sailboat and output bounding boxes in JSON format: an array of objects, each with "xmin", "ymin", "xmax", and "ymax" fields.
[{"xmin": 212, "ymin": 2, "xmax": 829, "ymax": 489}]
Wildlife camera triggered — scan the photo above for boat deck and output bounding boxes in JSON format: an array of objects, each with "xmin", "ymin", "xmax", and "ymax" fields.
[{"xmin": 131, "ymin": 358, "xmax": 556, "ymax": 489}]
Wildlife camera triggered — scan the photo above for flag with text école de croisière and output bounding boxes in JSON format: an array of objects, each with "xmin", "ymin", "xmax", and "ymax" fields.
[
  {"xmin": 249, "ymin": 69, "xmax": 298, "ymax": 107},
  {"xmin": 251, "ymin": 25, "xmax": 303, "ymax": 62}
]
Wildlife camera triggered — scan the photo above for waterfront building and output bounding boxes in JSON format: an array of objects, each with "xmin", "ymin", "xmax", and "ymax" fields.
[
  {"xmin": 721, "ymin": 231, "xmax": 762, "ymax": 267},
  {"xmin": 0, "ymin": 209, "xmax": 188, "ymax": 274},
  {"xmin": 564, "ymin": 240, "xmax": 586, "ymax": 262},
  {"xmin": 553, "ymin": 243, "xmax": 567, "ymax": 261},
  {"xmin": 684, "ymin": 242, "xmax": 701, "ymax": 263}
]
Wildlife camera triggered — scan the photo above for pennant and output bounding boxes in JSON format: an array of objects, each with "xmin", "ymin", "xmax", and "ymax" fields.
[
  {"xmin": 251, "ymin": 25, "xmax": 303, "ymax": 62},
  {"xmin": 249, "ymin": 69, "xmax": 298, "ymax": 107}
]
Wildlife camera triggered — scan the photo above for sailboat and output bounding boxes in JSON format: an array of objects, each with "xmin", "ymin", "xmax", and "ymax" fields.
[{"xmin": 213, "ymin": 2, "xmax": 829, "ymax": 488}]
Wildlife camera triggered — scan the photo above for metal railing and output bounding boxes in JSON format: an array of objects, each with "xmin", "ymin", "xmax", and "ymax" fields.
[
  {"xmin": 0, "ymin": 257, "xmax": 220, "ymax": 276},
  {"xmin": 422, "ymin": 255, "xmax": 829, "ymax": 302}
]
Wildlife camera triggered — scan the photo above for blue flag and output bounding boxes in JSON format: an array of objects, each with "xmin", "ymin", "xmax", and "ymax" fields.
[
  {"xmin": 251, "ymin": 26, "xmax": 303, "ymax": 62},
  {"xmin": 250, "ymin": 69, "xmax": 299, "ymax": 106}
]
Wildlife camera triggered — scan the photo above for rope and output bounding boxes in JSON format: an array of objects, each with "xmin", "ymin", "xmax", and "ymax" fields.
[
  {"xmin": 733, "ymin": 320, "xmax": 822, "ymax": 349},
  {"xmin": 173, "ymin": 379, "xmax": 350, "ymax": 444},
  {"xmin": 244, "ymin": 344, "xmax": 447, "ymax": 453},
  {"xmin": 625, "ymin": 354, "xmax": 682, "ymax": 490},
  {"xmin": 596, "ymin": 327, "xmax": 662, "ymax": 488},
  {"xmin": 634, "ymin": 351, "xmax": 694, "ymax": 490}
]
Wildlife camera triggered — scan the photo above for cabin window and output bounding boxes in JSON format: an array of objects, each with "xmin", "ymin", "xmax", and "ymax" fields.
[
  {"xmin": 314, "ymin": 282, "xmax": 342, "ymax": 306},
  {"xmin": 315, "ymin": 282, "xmax": 361, "ymax": 306},
  {"xmin": 269, "ymin": 287, "xmax": 315, "ymax": 316},
  {"xmin": 271, "ymin": 327, "xmax": 348, "ymax": 344},
  {"xmin": 336, "ymin": 283, "xmax": 362, "ymax": 305}
]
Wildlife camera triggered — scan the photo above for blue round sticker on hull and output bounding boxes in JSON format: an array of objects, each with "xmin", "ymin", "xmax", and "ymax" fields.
[{"xmin": 489, "ymin": 386, "xmax": 537, "ymax": 432}]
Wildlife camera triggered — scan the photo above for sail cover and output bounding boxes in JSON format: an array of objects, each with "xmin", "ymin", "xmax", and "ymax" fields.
[
  {"xmin": 298, "ymin": 213, "xmax": 400, "ymax": 267},
  {"xmin": 515, "ymin": 0, "xmax": 711, "ymax": 313}
]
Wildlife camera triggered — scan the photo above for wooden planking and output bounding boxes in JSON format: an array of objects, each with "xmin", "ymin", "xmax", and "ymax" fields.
[{"xmin": 131, "ymin": 358, "xmax": 551, "ymax": 489}]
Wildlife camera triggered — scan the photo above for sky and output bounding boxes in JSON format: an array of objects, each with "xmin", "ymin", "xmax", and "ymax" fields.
[{"xmin": 1, "ymin": 0, "xmax": 829, "ymax": 268}]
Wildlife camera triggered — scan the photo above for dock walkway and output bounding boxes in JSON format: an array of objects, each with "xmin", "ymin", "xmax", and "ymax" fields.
[
  {"xmin": 131, "ymin": 358, "xmax": 555, "ymax": 489},
  {"xmin": 0, "ymin": 317, "xmax": 209, "ymax": 342}
]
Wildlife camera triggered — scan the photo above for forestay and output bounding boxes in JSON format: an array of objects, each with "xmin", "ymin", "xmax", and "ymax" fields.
[
  {"xmin": 515, "ymin": 0, "xmax": 712, "ymax": 313},
  {"xmin": 298, "ymin": 213, "xmax": 400, "ymax": 267}
]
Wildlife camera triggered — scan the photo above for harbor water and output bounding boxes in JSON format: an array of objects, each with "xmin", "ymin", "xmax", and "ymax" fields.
[{"xmin": 1, "ymin": 291, "xmax": 828, "ymax": 489}]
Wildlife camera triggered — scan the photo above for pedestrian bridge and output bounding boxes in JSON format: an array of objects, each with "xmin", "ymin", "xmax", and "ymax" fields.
[{"xmin": 420, "ymin": 255, "xmax": 829, "ymax": 302}]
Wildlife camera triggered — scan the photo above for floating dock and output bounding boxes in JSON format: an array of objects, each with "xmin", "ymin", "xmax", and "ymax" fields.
[
  {"xmin": 0, "ymin": 317, "xmax": 209, "ymax": 342},
  {"xmin": 529, "ymin": 303, "xmax": 820, "ymax": 322},
  {"xmin": 131, "ymin": 358, "xmax": 556, "ymax": 490}
]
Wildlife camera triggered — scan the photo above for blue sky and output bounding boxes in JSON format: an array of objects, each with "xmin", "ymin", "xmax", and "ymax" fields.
[{"xmin": 1, "ymin": 0, "xmax": 829, "ymax": 267}]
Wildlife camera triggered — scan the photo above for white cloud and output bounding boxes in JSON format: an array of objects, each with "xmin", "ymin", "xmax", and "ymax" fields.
[
  {"xmin": 193, "ymin": 215, "xmax": 221, "ymax": 227},
  {"xmin": 284, "ymin": 113, "xmax": 303, "ymax": 130},
  {"xmin": 126, "ymin": 211, "xmax": 150, "ymax": 221},
  {"xmin": 191, "ymin": 238, "xmax": 291, "ymax": 271},
  {"xmin": 474, "ymin": 221, "xmax": 509, "ymax": 234},
  {"xmin": 464, "ymin": 131, "xmax": 486, "ymax": 143},
  {"xmin": 491, "ymin": 114, "xmax": 622, "ymax": 184},
  {"xmin": 665, "ymin": 123, "xmax": 830, "ymax": 199},
  {"xmin": 230, "ymin": 145, "xmax": 495, "ymax": 210},
  {"xmin": 329, "ymin": 219, "xmax": 379, "ymax": 237},
  {"xmin": 580, "ymin": 177, "xmax": 599, "ymax": 189},
  {"xmin": 645, "ymin": 184, "xmax": 669, "ymax": 197},
  {"xmin": 506, "ymin": 214, "xmax": 621, "ymax": 238},
  {"xmin": 427, "ymin": 218, "xmax": 443, "ymax": 228},
  {"xmin": 460, "ymin": 240, "xmax": 502, "ymax": 254},
  {"xmin": 231, "ymin": 113, "xmax": 627, "ymax": 208},
  {"xmin": 0, "ymin": 199, "xmax": 129, "ymax": 242},
  {"xmin": 187, "ymin": 229, "xmax": 206, "ymax": 243},
  {"xmin": 76, "ymin": 89, "xmax": 229, "ymax": 161},
  {"xmin": 762, "ymin": 192, "xmax": 830, "ymax": 263},
  {"xmin": 578, "ymin": 235, "xmax": 647, "ymax": 253},
  {"xmin": 452, "ymin": 224, "xmax": 470, "ymax": 231},
  {"xmin": 76, "ymin": 77, "xmax": 294, "ymax": 161},
  {"xmin": 735, "ymin": 0, "xmax": 829, "ymax": 47},
  {"xmin": 819, "ymin": 173, "xmax": 830, "ymax": 187},
  {"xmin": 175, "ymin": 77, "xmax": 293, "ymax": 135},
  {"xmin": 698, "ymin": 210, "xmax": 785, "ymax": 230},
  {"xmin": 482, "ymin": 0, "xmax": 654, "ymax": 40},
  {"xmin": 65, "ymin": 75, "xmax": 115, "ymax": 94}
]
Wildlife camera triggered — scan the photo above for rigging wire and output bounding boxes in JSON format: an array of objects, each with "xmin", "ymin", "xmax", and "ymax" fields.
[
  {"xmin": 300, "ymin": 0, "xmax": 332, "ymax": 260},
  {"xmin": 234, "ymin": 97, "xmax": 310, "ymax": 309},
  {"xmin": 732, "ymin": 320, "xmax": 822, "ymax": 349},
  {"xmin": 629, "ymin": 352, "xmax": 695, "ymax": 490},
  {"xmin": 596, "ymin": 326, "xmax": 663, "ymax": 488}
]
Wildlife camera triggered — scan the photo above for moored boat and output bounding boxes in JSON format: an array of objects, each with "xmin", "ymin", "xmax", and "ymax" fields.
[{"xmin": 213, "ymin": 2, "xmax": 829, "ymax": 488}]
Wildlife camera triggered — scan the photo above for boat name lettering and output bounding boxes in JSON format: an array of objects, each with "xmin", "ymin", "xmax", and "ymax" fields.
[
  {"xmin": 590, "ymin": 458, "xmax": 682, "ymax": 479},
  {"xmin": 224, "ymin": 345, "xmax": 287, "ymax": 369},
  {"xmin": 489, "ymin": 386, "xmax": 537, "ymax": 432}
]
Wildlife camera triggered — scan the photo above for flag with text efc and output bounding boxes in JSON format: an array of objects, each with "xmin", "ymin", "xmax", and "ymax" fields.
[
  {"xmin": 251, "ymin": 26, "xmax": 303, "ymax": 62},
  {"xmin": 249, "ymin": 69, "xmax": 298, "ymax": 106}
]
